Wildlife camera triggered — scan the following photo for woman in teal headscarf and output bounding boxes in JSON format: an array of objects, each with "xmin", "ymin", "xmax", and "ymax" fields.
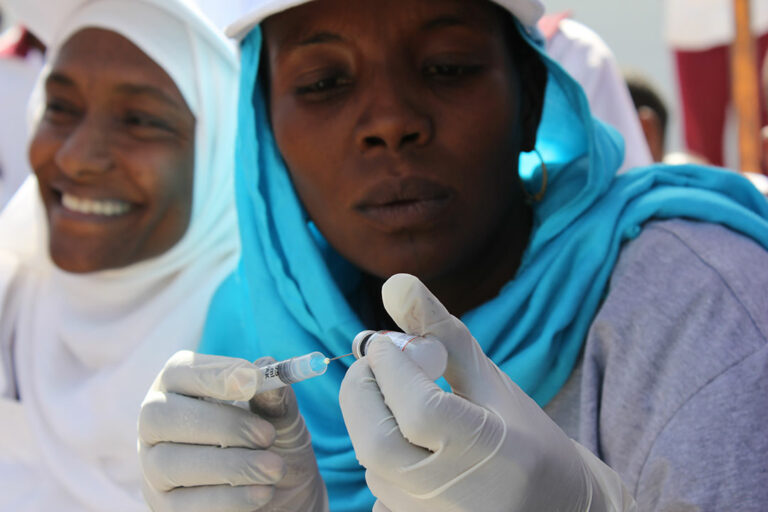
[{"xmin": 139, "ymin": 1, "xmax": 768, "ymax": 511}]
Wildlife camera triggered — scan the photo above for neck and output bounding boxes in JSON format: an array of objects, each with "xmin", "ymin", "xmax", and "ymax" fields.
[
  {"xmin": 362, "ymin": 201, "xmax": 533, "ymax": 323},
  {"xmin": 424, "ymin": 202, "xmax": 532, "ymax": 317}
]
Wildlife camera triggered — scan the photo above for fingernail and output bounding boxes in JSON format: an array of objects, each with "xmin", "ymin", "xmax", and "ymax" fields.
[
  {"xmin": 253, "ymin": 451, "xmax": 286, "ymax": 483},
  {"xmin": 246, "ymin": 485, "xmax": 275, "ymax": 507},
  {"xmin": 246, "ymin": 417, "xmax": 276, "ymax": 447}
]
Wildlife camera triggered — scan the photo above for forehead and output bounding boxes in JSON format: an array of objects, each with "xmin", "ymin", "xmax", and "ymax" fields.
[
  {"xmin": 48, "ymin": 28, "xmax": 188, "ymax": 111},
  {"xmin": 52, "ymin": 28, "xmax": 180, "ymax": 94},
  {"xmin": 262, "ymin": 0, "xmax": 505, "ymax": 48}
]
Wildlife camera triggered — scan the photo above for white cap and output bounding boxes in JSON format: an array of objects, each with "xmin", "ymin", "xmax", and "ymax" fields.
[{"xmin": 225, "ymin": 0, "xmax": 544, "ymax": 40}]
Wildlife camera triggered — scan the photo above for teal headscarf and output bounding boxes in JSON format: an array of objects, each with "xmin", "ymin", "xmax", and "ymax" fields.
[{"xmin": 200, "ymin": 21, "xmax": 768, "ymax": 512}]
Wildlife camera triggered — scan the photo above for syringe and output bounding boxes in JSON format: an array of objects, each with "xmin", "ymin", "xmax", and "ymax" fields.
[{"xmin": 256, "ymin": 351, "xmax": 350, "ymax": 392}]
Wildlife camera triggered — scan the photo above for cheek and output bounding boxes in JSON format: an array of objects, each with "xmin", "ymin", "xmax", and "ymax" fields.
[
  {"xmin": 439, "ymin": 85, "xmax": 519, "ymax": 197},
  {"xmin": 28, "ymin": 128, "xmax": 60, "ymax": 178},
  {"xmin": 272, "ymin": 102, "xmax": 353, "ymax": 212},
  {"xmin": 132, "ymin": 145, "xmax": 195, "ymax": 225}
]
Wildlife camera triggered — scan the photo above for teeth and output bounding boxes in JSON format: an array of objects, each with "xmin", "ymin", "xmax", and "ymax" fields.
[{"xmin": 61, "ymin": 193, "xmax": 131, "ymax": 216}]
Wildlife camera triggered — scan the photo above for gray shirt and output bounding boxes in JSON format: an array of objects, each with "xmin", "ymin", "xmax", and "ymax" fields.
[{"xmin": 546, "ymin": 219, "xmax": 768, "ymax": 511}]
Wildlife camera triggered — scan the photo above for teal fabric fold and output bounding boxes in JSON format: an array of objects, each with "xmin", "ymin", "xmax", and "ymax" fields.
[{"xmin": 200, "ymin": 23, "xmax": 768, "ymax": 511}]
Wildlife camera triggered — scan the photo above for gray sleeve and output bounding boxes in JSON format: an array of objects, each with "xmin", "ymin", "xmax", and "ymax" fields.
[
  {"xmin": 579, "ymin": 220, "xmax": 768, "ymax": 512},
  {"xmin": 636, "ymin": 345, "xmax": 768, "ymax": 511}
]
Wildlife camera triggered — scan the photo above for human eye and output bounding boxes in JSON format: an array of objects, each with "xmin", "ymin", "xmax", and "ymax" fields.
[
  {"xmin": 423, "ymin": 61, "xmax": 482, "ymax": 80},
  {"xmin": 43, "ymin": 97, "xmax": 81, "ymax": 124},
  {"xmin": 122, "ymin": 110, "xmax": 176, "ymax": 136},
  {"xmin": 294, "ymin": 72, "xmax": 352, "ymax": 100}
]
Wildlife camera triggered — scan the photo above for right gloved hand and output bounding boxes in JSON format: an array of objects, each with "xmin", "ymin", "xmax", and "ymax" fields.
[{"xmin": 138, "ymin": 350, "xmax": 328, "ymax": 512}]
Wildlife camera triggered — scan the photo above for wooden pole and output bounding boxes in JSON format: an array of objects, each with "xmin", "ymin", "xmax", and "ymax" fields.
[{"xmin": 731, "ymin": 0, "xmax": 763, "ymax": 174}]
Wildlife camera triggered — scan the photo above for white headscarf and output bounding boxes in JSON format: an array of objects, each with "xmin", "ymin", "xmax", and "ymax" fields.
[{"xmin": 0, "ymin": 0, "xmax": 240, "ymax": 510}]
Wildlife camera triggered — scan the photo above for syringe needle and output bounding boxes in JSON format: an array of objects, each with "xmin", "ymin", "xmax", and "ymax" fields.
[{"xmin": 323, "ymin": 353, "xmax": 354, "ymax": 364}]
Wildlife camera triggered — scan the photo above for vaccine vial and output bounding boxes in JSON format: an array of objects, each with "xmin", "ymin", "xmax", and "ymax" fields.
[{"xmin": 352, "ymin": 330, "xmax": 447, "ymax": 380}]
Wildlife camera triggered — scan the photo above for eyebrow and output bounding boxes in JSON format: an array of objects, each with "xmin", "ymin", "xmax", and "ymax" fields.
[
  {"xmin": 46, "ymin": 72, "xmax": 75, "ymax": 87},
  {"xmin": 294, "ymin": 31, "xmax": 346, "ymax": 47},
  {"xmin": 421, "ymin": 15, "xmax": 474, "ymax": 32},
  {"xmin": 114, "ymin": 83, "xmax": 185, "ymax": 110},
  {"xmin": 46, "ymin": 72, "xmax": 184, "ymax": 110},
  {"xmin": 281, "ymin": 11, "xmax": 480, "ymax": 51}
]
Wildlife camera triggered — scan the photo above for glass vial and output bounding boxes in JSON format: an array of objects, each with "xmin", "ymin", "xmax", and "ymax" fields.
[{"xmin": 352, "ymin": 330, "xmax": 447, "ymax": 380}]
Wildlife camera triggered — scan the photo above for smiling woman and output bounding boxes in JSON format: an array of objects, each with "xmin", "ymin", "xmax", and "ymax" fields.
[
  {"xmin": 0, "ymin": 0, "xmax": 239, "ymax": 510},
  {"xmin": 30, "ymin": 28, "xmax": 196, "ymax": 273}
]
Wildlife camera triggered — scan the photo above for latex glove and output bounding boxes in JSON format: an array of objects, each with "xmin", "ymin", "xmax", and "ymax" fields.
[
  {"xmin": 139, "ymin": 350, "xmax": 328, "ymax": 512},
  {"xmin": 339, "ymin": 274, "xmax": 636, "ymax": 512}
]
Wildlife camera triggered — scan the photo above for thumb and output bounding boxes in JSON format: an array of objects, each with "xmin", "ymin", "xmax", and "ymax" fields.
[{"xmin": 381, "ymin": 273, "xmax": 498, "ymax": 401}]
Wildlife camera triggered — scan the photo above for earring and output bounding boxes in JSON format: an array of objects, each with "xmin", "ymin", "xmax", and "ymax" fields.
[{"xmin": 522, "ymin": 148, "xmax": 548, "ymax": 203}]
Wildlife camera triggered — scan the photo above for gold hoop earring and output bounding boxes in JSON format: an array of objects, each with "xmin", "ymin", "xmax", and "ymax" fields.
[{"xmin": 522, "ymin": 148, "xmax": 548, "ymax": 203}]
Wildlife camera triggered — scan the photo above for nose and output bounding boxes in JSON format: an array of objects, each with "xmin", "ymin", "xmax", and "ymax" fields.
[
  {"xmin": 54, "ymin": 113, "xmax": 114, "ymax": 178},
  {"xmin": 354, "ymin": 77, "xmax": 432, "ymax": 153}
]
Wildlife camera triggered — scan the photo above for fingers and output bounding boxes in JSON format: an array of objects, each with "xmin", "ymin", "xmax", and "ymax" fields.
[
  {"xmin": 380, "ymin": 274, "xmax": 503, "ymax": 404},
  {"xmin": 362, "ymin": 341, "xmax": 506, "ymax": 489},
  {"xmin": 157, "ymin": 350, "xmax": 263, "ymax": 401},
  {"xmin": 141, "ymin": 442, "xmax": 285, "ymax": 491},
  {"xmin": 381, "ymin": 274, "xmax": 456, "ymax": 340},
  {"xmin": 140, "ymin": 390, "xmax": 276, "ymax": 448},
  {"xmin": 249, "ymin": 385, "xmax": 297, "ymax": 430},
  {"xmin": 339, "ymin": 356, "xmax": 429, "ymax": 473},
  {"xmin": 144, "ymin": 481, "xmax": 275, "ymax": 512},
  {"xmin": 372, "ymin": 499, "xmax": 393, "ymax": 512},
  {"xmin": 363, "ymin": 339, "xmax": 457, "ymax": 450},
  {"xmin": 367, "ymin": 472, "xmax": 423, "ymax": 512}
]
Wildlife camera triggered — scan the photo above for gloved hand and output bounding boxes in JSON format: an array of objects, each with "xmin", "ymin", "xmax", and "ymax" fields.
[
  {"xmin": 139, "ymin": 350, "xmax": 328, "ymax": 512},
  {"xmin": 339, "ymin": 274, "xmax": 637, "ymax": 512}
]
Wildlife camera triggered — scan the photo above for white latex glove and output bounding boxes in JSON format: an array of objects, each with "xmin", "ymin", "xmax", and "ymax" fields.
[
  {"xmin": 139, "ymin": 350, "xmax": 328, "ymax": 512},
  {"xmin": 339, "ymin": 274, "xmax": 637, "ymax": 512}
]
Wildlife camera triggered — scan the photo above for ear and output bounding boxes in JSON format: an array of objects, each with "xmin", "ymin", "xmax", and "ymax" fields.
[{"xmin": 518, "ymin": 54, "xmax": 547, "ymax": 153}]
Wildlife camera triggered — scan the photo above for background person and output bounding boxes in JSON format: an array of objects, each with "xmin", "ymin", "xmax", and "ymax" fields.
[
  {"xmin": 0, "ymin": 0, "xmax": 240, "ymax": 509},
  {"xmin": 625, "ymin": 72, "xmax": 669, "ymax": 163},
  {"xmin": 139, "ymin": 0, "xmax": 768, "ymax": 511},
  {"xmin": 540, "ymin": 13, "xmax": 653, "ymax": 172}
]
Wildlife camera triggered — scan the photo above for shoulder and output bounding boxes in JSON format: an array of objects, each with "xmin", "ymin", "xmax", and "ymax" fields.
[
  {"xmin": 609, "ymin": 218, "xmax": 768, "ymax": 342},
  {"xmin": 582, "ymin": 219, "xmax": 768, "ymax": 509},
  {"xmin": 592, "ymin": 219, "xmax": 768, "ymax": 395}
]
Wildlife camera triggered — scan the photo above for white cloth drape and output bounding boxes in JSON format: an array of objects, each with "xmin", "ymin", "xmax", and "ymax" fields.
[
  {"xmin": 0, "ymin": 1, "xmax": 240, "ymax": 510},
  {"xmin": 546, "ymin": 18, "xmax": 653, "ymax": 173}
]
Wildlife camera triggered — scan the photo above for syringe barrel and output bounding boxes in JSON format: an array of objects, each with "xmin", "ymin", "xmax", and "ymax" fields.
[
  {"xmin": 352, "ymin": 330, "xmax": 447, "ymax": 380},
  {"xmin": 257, "ymin": 351, "xmax": 328, "ymax": 392}
]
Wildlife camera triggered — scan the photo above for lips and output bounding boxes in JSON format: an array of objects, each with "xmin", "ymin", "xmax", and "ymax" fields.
[{"xmin": 354, "ymin": 177, "xmax": 454, "ymax": 232}]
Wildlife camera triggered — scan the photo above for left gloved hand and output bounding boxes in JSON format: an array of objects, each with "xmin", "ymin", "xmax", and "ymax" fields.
[
  {"xmin": 139, "ymin": 351, "xmax": 328, "ymax": 512},
  {"xmin": 339, "ymin": 274, "xmax": 636, "ymax": 512}
]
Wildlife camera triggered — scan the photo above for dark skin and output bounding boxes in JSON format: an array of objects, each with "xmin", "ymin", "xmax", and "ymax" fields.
[
  {"xmin": 29, "ymin": 28, "xmax": 196, "ymax": 273},
  {"xmin": 263, "ymin": 0, "xmax": 545, "ymax": 316}
]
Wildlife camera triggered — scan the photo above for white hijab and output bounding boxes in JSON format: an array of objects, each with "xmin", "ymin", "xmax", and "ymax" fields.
[{"xmin": 0, "ymin": 0, "xmax": 240, "ymax": 510}]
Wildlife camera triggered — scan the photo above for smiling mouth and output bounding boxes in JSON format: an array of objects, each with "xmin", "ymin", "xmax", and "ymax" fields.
[{"xmin": 60, "ymin": 192, "xmax": 133, "ymax": 217}]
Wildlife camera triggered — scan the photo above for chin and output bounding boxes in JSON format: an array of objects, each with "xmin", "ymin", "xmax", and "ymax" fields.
[
  {"xmin": 362, "ymin": 250, "xmax": 455, "ymax": 284},
  {"xmin": 49, "ymin": 244, "xmax": 123, "ymax": 274}
]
